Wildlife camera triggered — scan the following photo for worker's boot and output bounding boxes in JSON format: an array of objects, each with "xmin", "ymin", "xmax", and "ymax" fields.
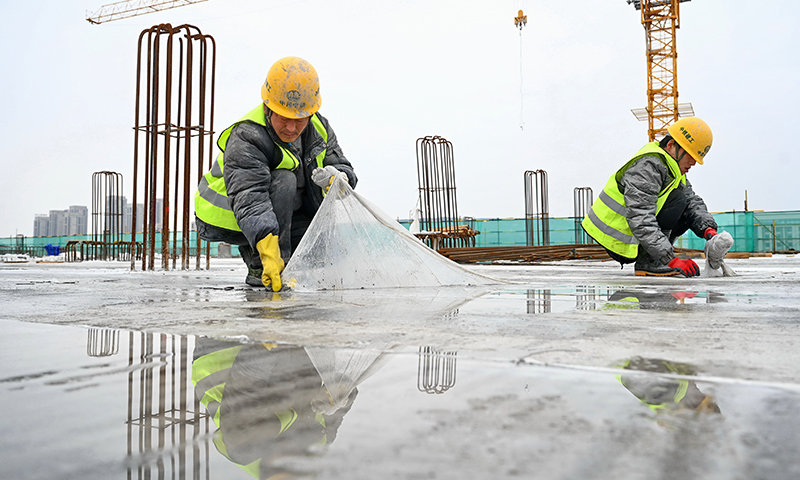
[
  {"xmin": 634, "ymin": 249, "xmax": 682, "ymax": 277},
  {"xmin": 239, "ymin": 245, "xmax": 264, "ymax": 287}
]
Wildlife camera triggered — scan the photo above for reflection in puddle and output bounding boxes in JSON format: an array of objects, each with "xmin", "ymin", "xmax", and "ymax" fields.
[
  {"xmin": 527, "ymin": 289, "xmax": 552, "ymax": 314},
  {"xmin": 192, "ymin": 339, "xmax": 394, "ymax": 478},
  {"xmin": 614, "ymin": 357, "xmax": 722, "ymax": 429},
  {"xmin": 124, "ymin": 332, "xmax": 212, "ymax": 477},
  {"xmin": 478, "ymin": 287, "xmax": 737, "ymax": 314},
  {"xmin": 87, "ymin": 328, "xmax": 119, "ymax": 357},
  {"xmin": 4, "ymin": 319, "xmax": 800, "ymax": 479},
  {"xmin": 417, "ymin": 347, "xmax": 457, "ymax": 394}
]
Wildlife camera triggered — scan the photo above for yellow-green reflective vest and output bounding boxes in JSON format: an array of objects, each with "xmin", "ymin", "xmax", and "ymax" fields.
[
  {"xmin": 582, "ymin": 142, "xmax": 686, "ymax": 259},
  {"xmin": 194, "ymin": 105, "xmax": 329, "ymax": 232},
  {"xmin": 192, "ymin": 345, "xmax": 328, "ymax": 479},
  {"xmin": 615, "ymin": 359, "xmax": 690, "ymax": 413}
]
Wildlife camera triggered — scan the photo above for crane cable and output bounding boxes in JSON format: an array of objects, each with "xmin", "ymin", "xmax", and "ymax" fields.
[
  {"xmin": 519, "ymin": 27, "xmax": 524, "ymax": 130},
  {"xmin": 515, "ymin": 7, "xmax": 527, "ymax": 131}
]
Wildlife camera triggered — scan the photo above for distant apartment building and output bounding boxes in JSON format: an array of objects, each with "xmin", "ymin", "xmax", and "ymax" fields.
[
  {"xmin": 34, "ymin": 214, "xmax": 49, "ymax": 237},
  {"xmin": 122, "ymin": 198, "xmax": 162, "ymax": 233},
  {"xmin": 124, "ymin": 202, "xmax": 145, "ymax": 234},
  {"xmin": 94, "ymin": 195, "xmax": 164, "ymax": 234},
  {"xmin": 32, "ymin": 206, "xmax": 88, "ymax": 237},
  {"xmin": 68, "ymin": 206, "xmax": 88, "ymax": 235},
  {"xmin": 33, "ymin": 199, "xmax": 166, "ymax": 237},
  {"xmin": 48, "ymin": 210, "xmax": 69, "ymax": 236},
  {"xmin": 98, "ymin": 195, "xmax": 126, "ymax": 235}
]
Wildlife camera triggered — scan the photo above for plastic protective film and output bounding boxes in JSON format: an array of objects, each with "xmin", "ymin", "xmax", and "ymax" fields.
[
  {"xmin": 704, "ymin": 231, "xmax": 736, "ymax": 277},
  {"xmin": 282, "ymin": 176, "xmax": 500, "ymax": 291}
]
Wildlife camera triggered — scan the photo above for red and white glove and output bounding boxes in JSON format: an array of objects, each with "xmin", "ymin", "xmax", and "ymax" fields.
[
  {"xmin": 668, "ymin": 257, "xmax": 700, "ymax": 277},
  {"xmin": 704, "ymin": 228, "xmax": 718, "ymax": 240}
]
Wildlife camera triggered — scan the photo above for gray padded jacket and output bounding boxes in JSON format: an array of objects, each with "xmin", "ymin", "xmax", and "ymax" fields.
[
  {"xmin": 620, "ymin": 155, "xmax": 716, "ymax": 265},
  {"xmin": 223, "ymin": 112, "xmax": 357, "ymax": 248}
]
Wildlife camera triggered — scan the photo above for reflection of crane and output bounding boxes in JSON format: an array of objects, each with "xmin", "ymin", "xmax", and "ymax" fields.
[
  {"xmin": 627, "ymin": 0, "xmax": 695, "ymax": 141},
  {"xmin": 87, "ymin": 0, "xmax": 209, "ymax": 24}
]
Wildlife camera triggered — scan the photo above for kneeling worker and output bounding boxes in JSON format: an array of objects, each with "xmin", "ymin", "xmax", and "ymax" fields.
[
  {"xmin": 582, "ymin": 117, "xmax": 719, "ymax": 277},
  {"xmin": 194, "ymin": 57, "xmax": 357, "ymax": 290}
]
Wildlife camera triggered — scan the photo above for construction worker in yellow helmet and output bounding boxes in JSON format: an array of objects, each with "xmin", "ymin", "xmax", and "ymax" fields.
[
  {"xmin": 195, "ymin": 57, "xmax": 356, "ymax": 290},
  {"xmin": 582, "ymin": 117, "xmax": 721, "ymax": 277}
]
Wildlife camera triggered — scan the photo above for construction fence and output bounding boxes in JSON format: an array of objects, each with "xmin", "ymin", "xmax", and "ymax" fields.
[
  {"xmin": 0, "ymin": 232, "xmax": 231, "ymax": 261},
  {"xmin": 402, "ymin": 210, "xmax": 800, "ymax": 253},
  {"xmin": 3, "ymin": 210, "xmax": 798, "ymax": 260}
]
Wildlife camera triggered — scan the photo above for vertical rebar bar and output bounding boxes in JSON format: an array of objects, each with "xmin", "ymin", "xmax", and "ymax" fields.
[
  {"xmin": 125, "ymin": 332, "xmax": 209, "ymax": 478},
  {"xmin": 416, "ymin": 136, "xmax": 466, "ymax": 248},
  {"xmin": 133, "ymin": 24, "xmax": 215, "ymax": 270},
  {"xmin": 573, "ymin": 187, "xmax": 594, "ymax": 244},
  {"xmin": 524, "ymin": 170, "xmax": 549, "ymax": 246},
  {"xmin": 526, "ymin": 289, "xmax": 552, "ymax": 314},
  {"xmin": 417, "ymin": 346, "xmax": 457, "ymax": 394},
  {"xmin": 92, "ymin": 171, "xmax": 124, "ymax": 261},
  {"xmin": 87, "ymin": 328, "xmax": 120, "ymax": 357}
]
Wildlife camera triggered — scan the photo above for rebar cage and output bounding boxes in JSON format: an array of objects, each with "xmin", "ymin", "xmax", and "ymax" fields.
[{"xmin": 132, "ymin": 23, "xmax": 216, "ymax": 271}]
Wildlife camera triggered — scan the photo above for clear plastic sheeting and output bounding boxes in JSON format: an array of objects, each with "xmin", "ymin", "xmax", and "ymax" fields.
[
  {"xmin": 305, "ymin": 345, "xmax": 394, "ymax": 415},
  {"xmin": 704, "ymin": 231, "xmax": 737, "ymax": 277},
  {"xmin": 283, "ymin": 176, "xmax": 500, "ymax": 291}
]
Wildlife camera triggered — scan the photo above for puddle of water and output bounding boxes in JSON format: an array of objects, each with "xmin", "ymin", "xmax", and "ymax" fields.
[
  {"xmin": 451, "ymin": 287, "xmax": 746, "ymax": 316},
  {"xmin": 2, "ymin": 319, "xmax": 800, "ymax": 479}
]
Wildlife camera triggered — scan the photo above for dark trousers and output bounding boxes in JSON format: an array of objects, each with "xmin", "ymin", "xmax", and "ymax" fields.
[
  {"xmin": 606, "ymin": 187, "xmax": 688, "ymax": 265},
  {"xmin": 196, "ymin": 170, "xmax": 314, "ymax": 270}
]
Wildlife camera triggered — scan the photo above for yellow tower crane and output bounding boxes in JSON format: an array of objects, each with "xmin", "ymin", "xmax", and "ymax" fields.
[
  {"xmin": 627, "ymin": 0, "xmax": 695, "ymax": 141},
  {"xmin": 87, "ymin": 0, "xmax": 209, "ymax": 24}
]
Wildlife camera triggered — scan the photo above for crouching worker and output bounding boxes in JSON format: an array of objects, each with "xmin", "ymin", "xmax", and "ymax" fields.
[
  {"xmin": 194, "ymin": 57, "xmax": 357, "ymax": 291},
  {"xmin": 582, "ymin": 117, "xmax": 718, "ymax": 277}
]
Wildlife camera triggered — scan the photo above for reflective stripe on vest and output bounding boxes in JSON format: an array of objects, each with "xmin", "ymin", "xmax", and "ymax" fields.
[
  {"xmin": 582, "ymin": 142, "xmax": 686, "ymax": 259},
  {"xmin": 194, "ymin": 105, "xmax": 328, "ymax": 231},
  {"xmin": 192, "ymin": 345, "xmax": 242, "ymax": 425},
  {"xmin": 615, "ymin": 361, "xmax": 691, "ymax": 413}
]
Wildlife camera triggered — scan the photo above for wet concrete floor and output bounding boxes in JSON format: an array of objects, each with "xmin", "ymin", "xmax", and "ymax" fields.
[{"xmin": 2, "ymin": 256, "xmax": 800, "ymax": 479}]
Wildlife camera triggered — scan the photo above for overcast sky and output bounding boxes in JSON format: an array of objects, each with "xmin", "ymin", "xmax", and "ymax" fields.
[{"xmin": 1, "ymin": 0, "xmax": 798, "ymax": 238}]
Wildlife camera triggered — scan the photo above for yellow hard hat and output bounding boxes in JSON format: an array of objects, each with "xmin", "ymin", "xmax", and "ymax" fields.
[
  {"xmin": 667, "ymin": 116, "xmax": 712, "ymax": 165},
  {"xmin": 261, "ymin": 56, "xmax": 321, "ymax": 119}
]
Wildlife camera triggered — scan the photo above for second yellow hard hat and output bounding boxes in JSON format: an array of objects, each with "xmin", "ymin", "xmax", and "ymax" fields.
[{"xmin": 667, "ymin": 116, "xmax": 713, "ymax": 164}]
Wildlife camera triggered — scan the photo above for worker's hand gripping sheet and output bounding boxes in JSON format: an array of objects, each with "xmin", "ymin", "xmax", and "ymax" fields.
[
  {"xmin": 282, "ymin": 176, "xmax": 499, "ymax": 291},
  {"xmin": 704, "ymin": 231, "xmax": 736, "ymax": 277}
]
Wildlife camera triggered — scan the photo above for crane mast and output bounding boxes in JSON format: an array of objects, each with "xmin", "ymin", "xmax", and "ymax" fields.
[{"xmin": 628, "ymin": 0, "xmax": 693, "ymax": 141}]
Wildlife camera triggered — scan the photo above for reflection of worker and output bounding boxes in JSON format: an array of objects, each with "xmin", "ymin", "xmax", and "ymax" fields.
[
  {"xmin": 192, "ymin": 340, "xmax": 356, "ymax": 479},
  {"xmin": 616, "ymin": 357, "xmax": 721, "ymax": 420},
  {"xmin": 582, "ymin": 117, "xmax": 720, "ymax": 277},
  {"xmin": 195, "ymin": 56, "xmax": 357, "ymax": 291},
  {"xmin": 607, "ymin": 290, "xmax": 698, "ymax": 309}
]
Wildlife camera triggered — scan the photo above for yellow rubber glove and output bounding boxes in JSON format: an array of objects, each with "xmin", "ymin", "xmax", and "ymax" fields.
[{"xmin": 255, "ymin": 234, "xmax": 285, "ymax": 292}]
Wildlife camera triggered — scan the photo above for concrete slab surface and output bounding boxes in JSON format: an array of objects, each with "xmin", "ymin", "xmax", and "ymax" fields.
[{"xmin": 2, "ymin": 255, "xmax": 800, "ymax": 479}]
